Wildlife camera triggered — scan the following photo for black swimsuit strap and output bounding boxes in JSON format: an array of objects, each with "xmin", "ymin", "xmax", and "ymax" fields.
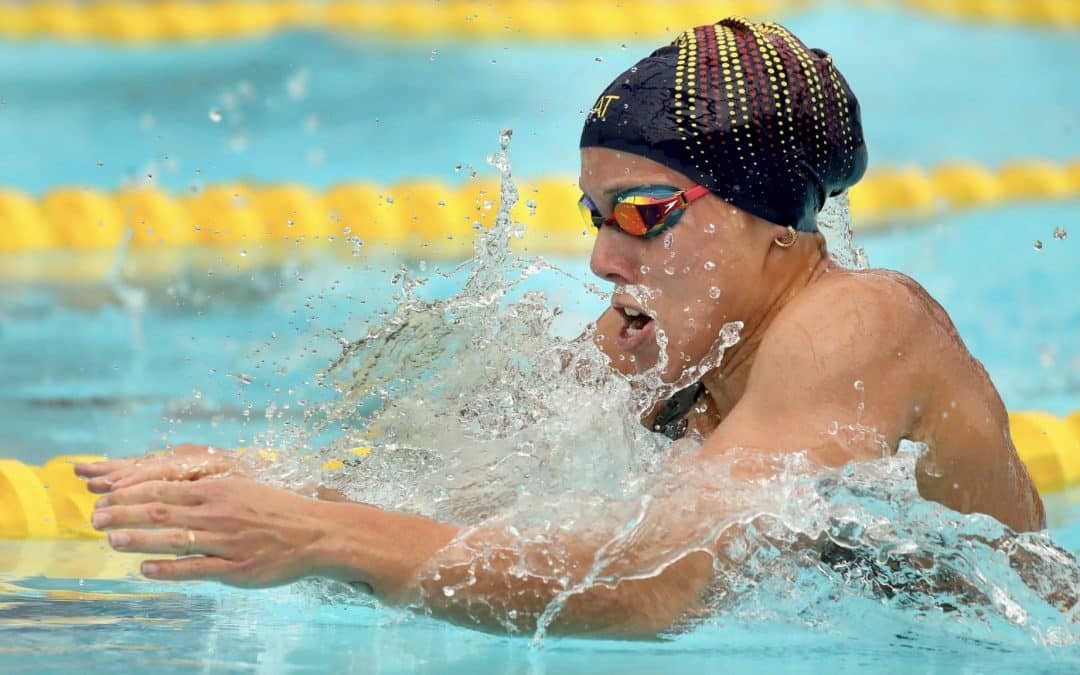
[{"xmin": 651, "ymin": 382, "xmax": 706, "ymax": 440}]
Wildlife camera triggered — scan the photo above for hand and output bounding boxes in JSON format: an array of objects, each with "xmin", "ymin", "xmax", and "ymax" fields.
[
  {"xmin": 91, "ymin": 477, "xmax": 330, "ymax": 588},
  {"xmin": 74, "ymin": 444, "xmax": 247, "ymax": 494}
]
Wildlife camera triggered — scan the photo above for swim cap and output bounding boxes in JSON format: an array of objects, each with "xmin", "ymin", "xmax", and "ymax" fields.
[{"xmin": 579, "ymin": 17, "xmax": 867, "ymax": 233}]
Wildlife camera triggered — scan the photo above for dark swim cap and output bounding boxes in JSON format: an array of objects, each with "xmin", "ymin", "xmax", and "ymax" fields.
[{"xmin": 579, "ymin": 17, "xmax": 868, "ymax": 233}]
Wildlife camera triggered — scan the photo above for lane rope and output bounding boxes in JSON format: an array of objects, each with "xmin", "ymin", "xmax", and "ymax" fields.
[
  {"xmin": 0, "ymin": 1, "xmax": 1075, "ymax": 44},
  {"xmin": 1, "ymin": 159, "xmax": 1077, "ymax": 260},
  {"xmin": 1, "ymin": 411, "xmax": 1078, "ymax": 540}
]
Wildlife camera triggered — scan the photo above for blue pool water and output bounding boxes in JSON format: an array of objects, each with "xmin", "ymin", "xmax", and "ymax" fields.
[{"xmin": 1, "ymin": 3, "xmax": 1079, "ymax": 672}]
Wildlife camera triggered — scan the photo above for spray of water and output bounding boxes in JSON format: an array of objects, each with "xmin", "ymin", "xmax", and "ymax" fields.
[{"xmin": 256, "ymin": 132, "xmax": 1079, "ymax": 646}]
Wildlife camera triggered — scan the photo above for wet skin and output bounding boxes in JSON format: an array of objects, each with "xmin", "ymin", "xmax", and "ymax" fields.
[
  {"xmin": 74, "ymin": 148, "xmax": 1044, "ymax": 639},
  {"xmin": 582, "ymin": 148, "xmax": 1044, "ymax": 534}
]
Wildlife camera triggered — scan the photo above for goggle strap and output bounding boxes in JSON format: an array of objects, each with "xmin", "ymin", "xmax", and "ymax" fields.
[{"xmin": 682, "ymin": 185, "xmax": 710, "ymax": 204}]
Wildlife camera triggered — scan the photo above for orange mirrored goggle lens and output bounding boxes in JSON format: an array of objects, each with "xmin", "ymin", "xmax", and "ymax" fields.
[{"xmin": 578, "ymin": 185, "xmax": 708, "ymax": 239}]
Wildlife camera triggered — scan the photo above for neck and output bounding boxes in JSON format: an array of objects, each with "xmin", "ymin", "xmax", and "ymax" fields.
[{"xmin": 699, "ymin": 241, "xmax": 833, "ymax": 421}]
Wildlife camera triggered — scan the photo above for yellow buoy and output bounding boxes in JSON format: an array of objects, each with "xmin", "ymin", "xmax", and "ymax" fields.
[
  {"xmin": 40, "ymin": 456, "xmax": 107, "ymax": 539},
  {"xmin": 1010, "ymin": 411, "xmax": 1071, "ymax": 494},
  {"xmin": 0, "ymin": 460, "xmax": 59, "ymax": 538},
  {"xmin": 255, "ymin": 184, "xmax": 333, "ymax": 242},
  {"xmin": 41, "ymin": 187, "xmax": 125, "ymax": 249}
]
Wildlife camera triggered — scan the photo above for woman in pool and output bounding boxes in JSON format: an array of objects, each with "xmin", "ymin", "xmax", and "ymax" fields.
[{"xmin": 77, "ymin": 17, "xmax": 1044, "ymax": 637}]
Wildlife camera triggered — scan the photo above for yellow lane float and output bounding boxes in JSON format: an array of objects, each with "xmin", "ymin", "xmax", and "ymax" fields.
[
  {"xmin": 0, "ymin": 160, "xmax": 1077, "ymax": 259},
  {"xmin": 1, "ymin": 415, "xmax": 1078, "ymax": 541},
  {"xmin": 0, "ymin": 1, "xmax": 1075, "ymax": 43}
]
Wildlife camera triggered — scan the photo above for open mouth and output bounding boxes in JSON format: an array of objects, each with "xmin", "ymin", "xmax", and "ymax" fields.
[{"xmin": 621, "ymin": 306, "xmax": 653, "ymax": 336}]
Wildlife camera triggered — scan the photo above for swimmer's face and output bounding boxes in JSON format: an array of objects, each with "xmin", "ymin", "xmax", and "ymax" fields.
[{"xmin": 581, "ymin": 147, "xmax": 779, "ymax": 382}]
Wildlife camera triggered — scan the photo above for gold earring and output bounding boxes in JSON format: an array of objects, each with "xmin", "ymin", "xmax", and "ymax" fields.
[{"xmin": 773, "ymin": 226, "xmax": 798, "ymax": 248}]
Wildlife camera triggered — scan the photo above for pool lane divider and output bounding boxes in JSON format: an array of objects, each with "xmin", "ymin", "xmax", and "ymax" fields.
[
  {"xmin": 0, "ymin": 0, "xmax": 1074, "ymax": 43},
  {"xmin": 1, "ymin": 159, "xmax": 1078, "ymax": 260},
  {"xmin": 1, "ymin": 413, "xmax": 1078, "ymax": 542}
]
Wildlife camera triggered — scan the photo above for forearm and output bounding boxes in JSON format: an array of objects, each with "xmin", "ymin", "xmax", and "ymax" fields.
[
  {"xmin": 411, "ymin": 535, "xmax": 715, "ymax": 638},
  {"xmin": 311, "ymin": 499, "xmax": 717, "ymax": 638},
  {"xmin": 310, "ymin": 500, "xmax": 459, "ymax": 599}
]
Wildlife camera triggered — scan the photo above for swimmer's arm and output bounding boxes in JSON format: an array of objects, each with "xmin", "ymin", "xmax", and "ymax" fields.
[
  {"xmin": 312, "ymin": 492, "xmax": 723, "ymax": 639},
  {"xmin": 322, "ymin": 285, "xmax": 923, "ymax": 636}
]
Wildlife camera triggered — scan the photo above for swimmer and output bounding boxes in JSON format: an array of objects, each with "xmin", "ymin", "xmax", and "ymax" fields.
[{"xmin": 75, "ymin": 17, "xmax": 1044, "ymax": 637}]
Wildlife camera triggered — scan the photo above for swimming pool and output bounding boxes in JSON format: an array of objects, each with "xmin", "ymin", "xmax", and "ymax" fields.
[{"xmin": 2, "ymin": 2, "xmax": 1079, "ymax": 672}]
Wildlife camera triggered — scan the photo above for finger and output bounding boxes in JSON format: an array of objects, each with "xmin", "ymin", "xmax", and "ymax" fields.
[
  {"xmin": 74, "ymin": 458, "xmax": 138, "ymax": 478},
  {"xmin": 92, "ymin": 502, "xmax": 212, "ymax": 532},
  {"xmin": 87, "ymin": 469, "xmax": 137, "ymax": 494},
  {"xmin": 112, "ymin": 455, "xmax": 236, "ymax": 491},
  {"xmin": 140, "ymin": 556, "xmax": 242, "ymax": 583},
  {"xmin": 95, "ymin": 480, "xmax": 206, "ymax": 508},
  {"xmin": 85, "ymin": 461, "xmax": 170, "ymax": 494},
  {"xmin": 110, "ymin": 464, "xmax": 194, "ymax": 490},
  {"xmin": 108, "ymin": 528, "xmax": 227, "ymax": 558}
]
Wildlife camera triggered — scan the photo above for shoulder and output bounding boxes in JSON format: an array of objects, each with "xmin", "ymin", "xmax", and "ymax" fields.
[
  {"xmin": 753, "ymin": 268, "xmax": 931, "ymax": 378},
  {"xmin": 736, "ymin": 268, "xmax": 938, "ymax": 446}
]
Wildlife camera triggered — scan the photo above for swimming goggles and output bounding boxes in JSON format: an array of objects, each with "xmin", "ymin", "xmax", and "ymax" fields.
[{"xmin": 578, "ymin": 184, "xmax": 710, "ymax": 238}]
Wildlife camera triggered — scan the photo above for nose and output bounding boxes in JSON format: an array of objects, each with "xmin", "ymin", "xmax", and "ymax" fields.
[{"xmin": 589, "ymin": 225, "xmax": 636, "ymax": 285}]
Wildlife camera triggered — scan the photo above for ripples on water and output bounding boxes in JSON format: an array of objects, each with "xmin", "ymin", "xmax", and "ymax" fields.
[{"xmin": 244, "ymin": 132, "xmax": 1079, "ymax": 646}]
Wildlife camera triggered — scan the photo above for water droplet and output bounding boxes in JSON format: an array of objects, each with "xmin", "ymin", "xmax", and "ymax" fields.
[
  {"xmin": 704, "ymin": 223, "xmax": 716, "ymax": 234},
  {"xmin": 1053, "ymin": 226, "xmax": 1067, "ymax": 241},
  {"xmin": 853, "ymin": 380, "xmax": 864, "ymax": 392},
  {"xmin": 208, "ymin": 108, "xmax": 223, "ymax": 123},
  {"xmin": 827, "ymin": 421, "xmax": 839, "ymax": 435},
  {"xmin": 639, "ymin": 265, "xmax": 651, "ymax": 274},
  {"xmin": 663, "ymin": 266, "xmax": 676, "ymax": 276},
  {"xmin": 703, "ymin": 260, "xmax": 716, "ymax": 270},
  {"xmin": 430, "ymin": 49, "xmax": 439, "ymax": 61},
  {"xmin": 594, "ymin": 56, "xmax": 603, "ymax": 62},
  {"xmin": 95, "ymin": 160, "xmax": 104, "ymax": 168},
  {"xmin": 385, "ymin": 195, "xmax": 394, "ymax": 204},
  {"xmin": 442, "ymin": 586, "xmax": 455, "ymax": 597},
  {"xmin": 1033, "ymin": 240, "xmax": 1043, "ymax": 250},
  {"xmin": 240, "ymin": 250, "xmax": 247, "ymax": 257},
  {"xmin": 708, "ymin": 286, "xmax": 721, "ymax": 299}
]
